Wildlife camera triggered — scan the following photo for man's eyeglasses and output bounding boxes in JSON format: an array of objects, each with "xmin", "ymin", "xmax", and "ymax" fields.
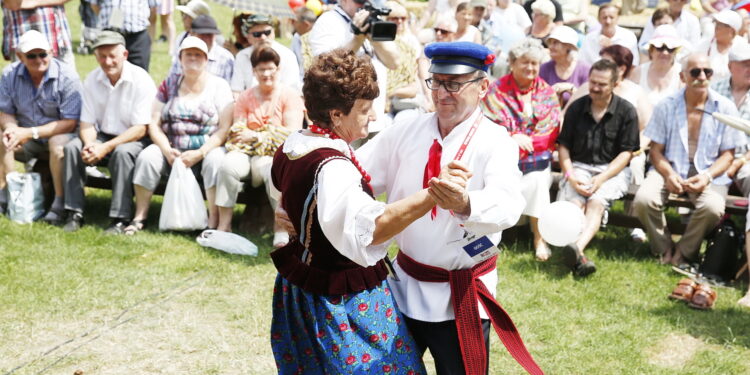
[
  {"xmin": 251, "ymin": 29, "xmax": 272, "ymax": 38},
  {"xmin": 654, "ymin": 45, "xmax": 677, "ymax": 53},
  {"xmin": 25, "ymin": 52, "xmax": 48, "ymax": 60},
  {"xmin": 434, "ymin": 28, "xmax": 452, "ymax": 35},
  {"xmin": 425, "ymin": 78, "xmax": 482, "ymax": 92},
  {"xmin": 689, "ymin": 67, "xmax": 713, "ymax": 78}
]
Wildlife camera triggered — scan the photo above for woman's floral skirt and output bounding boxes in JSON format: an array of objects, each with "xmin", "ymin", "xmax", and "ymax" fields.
[{"xmin": 271, "ymin": 273, "xmax": 426, "ymax": 375}]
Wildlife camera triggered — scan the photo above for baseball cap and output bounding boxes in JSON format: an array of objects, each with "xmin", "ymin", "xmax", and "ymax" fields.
[
  {"xmin": 469, "ymin": 0, "xmax": 486, "ymax": 8},
  {"xmin": 730, "ymin": 41, "xmax": 750, "ymax": 62},
  {"xmin": 178, "ymin": 36, "xmax": 209, "ymax": 55},
  {"xmin": 176, "ymin": 0, "xmax": 210, "ymax": 19},
  {"xmin": 17, "ymin": 30, "xmax": 50, "ymax": 53},
  {"xmin": 547, "ymin": 26, "xmax": 580, "ymax": 49},
  {"xmin": 425, "ymin": 41, "xmax": 495, "ymax": 74},
  {"xmin": 713, "ymin": 9, "xmax": 742, "ymax": 33},
  {"xmin": 190, "ymin": 14, "xmax": 221, "ymax": 34},
  {"xmin": 91, "ymin": 30, "xmax": 126, "ymax": 49},
  {"xmin": 241, "ymin": 14, "xmax": 274, "ymax": 36}
]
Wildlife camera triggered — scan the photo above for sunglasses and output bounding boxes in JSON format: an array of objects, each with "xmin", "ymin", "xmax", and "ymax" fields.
[
  {"xmin": 25, "ymin": 52, "xmax": 48, "ymax": 59},
  {"xmin": 434, "ymin": 28, "xmax": 451, "ymax": 35},
  {"xmin": 689, "ymin": 67, "xmax": 713, "ymax": 78},
  {"xmin": 654, "ymin": 45, "xmax": 677, "ymax": 53},
  {"xmin": 251, "ymin": 29, "xmax": 272, "ymax": 38}
]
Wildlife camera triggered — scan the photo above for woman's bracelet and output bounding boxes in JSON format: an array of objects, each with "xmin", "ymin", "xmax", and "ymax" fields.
[
  {"xmin": 564, "ymin": 170, "xmax": 572, "ymax": 179},
  {"xmin": 199, "ymin": 147, "xmax": 207, "ymax": 158}
]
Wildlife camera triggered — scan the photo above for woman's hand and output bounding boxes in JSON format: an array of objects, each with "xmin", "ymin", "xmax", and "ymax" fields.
[
  {"xmin": 275, "ymin": 206, "xmax": 297, "ymax": 237},
  {"xmin": 552, "ymin": 82, "xmax": 575, "ymax": 94},
  {"xmin": 180, "ymin": 149, "xmax": 204, "ymax": 168},
  {"xmin": 237, "ymin": 129, "xmax": 260, "ymax": 144},
  {"xmin": 162, "ymin": 147, "xmax": 182, "ymax": 166},
  {"xmin": 511, "ymin": 133, "xmax": 534, "ymax": 153}
]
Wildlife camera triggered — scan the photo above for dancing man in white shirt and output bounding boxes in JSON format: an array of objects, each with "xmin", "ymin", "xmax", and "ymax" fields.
[{"xmin": 358, "ymin": 42, "xmax": 543, "ymax": 375}]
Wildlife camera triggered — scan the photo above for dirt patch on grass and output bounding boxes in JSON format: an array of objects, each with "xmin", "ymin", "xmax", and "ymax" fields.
[{"xmin": 645, "ymin": 333, "xmax": 706, "ymax": 370}]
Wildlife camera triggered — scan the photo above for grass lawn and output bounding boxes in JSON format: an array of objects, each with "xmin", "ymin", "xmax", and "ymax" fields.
[{"xmin": 1, "ymin": 1, "xmax": 750, "ymax": 374}]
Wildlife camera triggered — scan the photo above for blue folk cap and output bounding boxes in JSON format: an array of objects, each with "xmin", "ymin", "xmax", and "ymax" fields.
[{"xmin": 424, "ymin": 42, "xmax": 495, "ymax": 75}]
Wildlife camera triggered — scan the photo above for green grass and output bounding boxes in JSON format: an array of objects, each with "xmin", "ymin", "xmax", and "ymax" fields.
[{"xmin": 2, "ymin": 1, "xmax": 750, "ymax": 374}]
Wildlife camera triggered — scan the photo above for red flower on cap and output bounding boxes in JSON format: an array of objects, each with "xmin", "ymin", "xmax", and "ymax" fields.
[{"xmin": 484, "ymin": 54, "xmax": 496, "ymax": 66}]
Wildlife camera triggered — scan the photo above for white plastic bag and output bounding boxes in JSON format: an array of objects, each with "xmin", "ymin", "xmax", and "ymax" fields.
[
  {"xmin": 6, "ymin": 171, "xmax": 44, "ymax": 224},
  {"xmin": 196, "ymin": 229, "xmax": 258, "ymax": 256},
  {"xmin": 159, "ymin": 158, "xmax": 208, "ymax": 231}
]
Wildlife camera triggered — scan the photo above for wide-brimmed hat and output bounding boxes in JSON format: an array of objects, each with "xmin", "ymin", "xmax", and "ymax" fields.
[
  {"xmin": 176, "ymin": 0, "xmax": 210, "ymax": 19},
  {"xmin": 547, "ymin": 26, "xmax": 579, "ymax": 49},
  {"xmin": 191, "ymin": 14, "xmax": 220, "ymax": 34},
  {"xmin": 18, "ymin": 30, "xmax": 50, "ymax": 53},
  {"xmin": 647, "ymin": 24, "xmax": 683, "ymax": 50}
]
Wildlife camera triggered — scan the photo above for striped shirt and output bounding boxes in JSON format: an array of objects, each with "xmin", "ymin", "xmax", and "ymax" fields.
[
  {"xmin": 2, "ymin": 5, "xmax": 72, "ymax": 60},
  {"xmin": 0, "ymin": 59, "xmax": 82, "ymax": 127},
  {"xmin": 90, "ymin": 0, "xmax": 151, "ymax": 33},
  {"xmin": 644, "ymin": 88, "xmax": 746, "ymax": 186}
]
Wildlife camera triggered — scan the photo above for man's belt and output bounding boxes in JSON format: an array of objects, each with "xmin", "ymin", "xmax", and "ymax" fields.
[{"xmin": 396, "ymin": 251, "xmax": 544, "ymax": 375}]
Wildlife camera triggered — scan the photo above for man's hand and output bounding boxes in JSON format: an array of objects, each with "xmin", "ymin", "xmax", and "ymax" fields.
[
  {"xmin": 727, "ymin": 159, "xmax": 744, "ymax": 179},
  {"xmin": 511, "ymin": 133, "xmax": 534, "ymax": 153},
  {"xmin": 428, "ymin": 177, "xmax": 470, "ymax": 214},
  {"xmin": 684, "ymin": 173, "xmax": 710, "ymax": 193},
  {"xmin": 180, "ymin": 149, "xmax": 203, "ymax": 168},
  {"xmin": 665, "ymin": 173, "xmax": 685, "ymax": 194},
  {"xmin": 3, "ymin": 127, "xmax": 32, "ymax": 151},
  {"xmin": 437, "ymin": 160, "xmax": 473, "ymax": 189},
  {"xmin": 351, "ymin": 9, "xmax": 372, "ymax": 35},
  {"xmin": 81, "ymin": 143, "xmax": 111, "ymax": 165},
  {"xmin": 162, "ymin": 147, "xmax": 181, "ymax": 166}
]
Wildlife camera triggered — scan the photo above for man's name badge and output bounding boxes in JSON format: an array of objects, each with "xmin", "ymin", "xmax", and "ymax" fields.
[{"xmin": 460, "ymin": 233, "xmax": 498, "ymax": 262}]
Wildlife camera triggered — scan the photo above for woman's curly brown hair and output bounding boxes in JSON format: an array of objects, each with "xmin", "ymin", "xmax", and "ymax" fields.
[{"xmin": 303, "ymin": 48, "xmax": 379, "ymax": 127}]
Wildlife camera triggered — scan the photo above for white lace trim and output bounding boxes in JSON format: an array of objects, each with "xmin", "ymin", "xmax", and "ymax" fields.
[
  {"xmin": 283, "ymin": 131, "xmax": 351, "ymax": 159},
  {"xmin": 354, "ymin": 201, "xmax": 386, "ymax": 249}
]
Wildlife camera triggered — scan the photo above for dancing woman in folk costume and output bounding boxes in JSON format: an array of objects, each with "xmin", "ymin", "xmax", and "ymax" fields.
[{"xmin": 269, "ymin": 48, "xmax": 437, "ymax": 374}]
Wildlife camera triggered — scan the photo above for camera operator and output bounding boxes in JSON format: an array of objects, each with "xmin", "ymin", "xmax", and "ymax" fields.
[{"xmin": 309, "ymin": 0, "xmax": 400, "ymax": 132}]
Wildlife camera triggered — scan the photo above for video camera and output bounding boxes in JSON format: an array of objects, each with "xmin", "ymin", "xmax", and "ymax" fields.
[{"xmin": 351, "ymin": 2, "xmax": 397, "ymax": 42}]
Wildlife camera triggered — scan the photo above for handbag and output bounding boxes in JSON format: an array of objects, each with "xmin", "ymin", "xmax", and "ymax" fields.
[
  {"xmin": 6, "ymin": 171, "xmax": 45, "ymax": 223},
  {"xmin": 700, "ymin": 216, "xmax": 743, "ymax": 284},
  {"xmin": 518, "ymin": 150, "xmax": 552, "ymax": 174}
]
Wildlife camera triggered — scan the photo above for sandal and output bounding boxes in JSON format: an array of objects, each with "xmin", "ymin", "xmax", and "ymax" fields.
[
  {"xmin": 668, "ymin": 278, "xmax": 697, "ymax": 302},
  {"xmin": 688, "ymin": 284, "xmax": 717, "ymax": 310},
  {"xmin": 123, "ymin": 220, "xmax": 145, "ymax": 236}
]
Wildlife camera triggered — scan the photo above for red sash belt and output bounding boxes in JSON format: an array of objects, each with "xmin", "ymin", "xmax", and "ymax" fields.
[{"xmin": 396, "ymin": 251, "xmax": 544, "ymax": 375}]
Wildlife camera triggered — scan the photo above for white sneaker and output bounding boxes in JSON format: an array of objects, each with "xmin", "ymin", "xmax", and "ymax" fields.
[
  {"xmin": 630, "ymin": 228, "xmax": 647, "ymax": 243},
  {"xmin": 85, "ymin": 166, "xmax": 107, "ymax": 178}
]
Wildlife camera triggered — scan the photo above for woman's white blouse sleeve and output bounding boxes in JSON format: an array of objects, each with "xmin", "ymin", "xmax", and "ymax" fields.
[{"xmin": 315, "ymin": 158, "xmax": 388, "ymax": 267}]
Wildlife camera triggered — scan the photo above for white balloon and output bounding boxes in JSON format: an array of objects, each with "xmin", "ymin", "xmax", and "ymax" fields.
[{"xmin": 538, "ymin": 201, "xmax": 585, "ymax": 247}]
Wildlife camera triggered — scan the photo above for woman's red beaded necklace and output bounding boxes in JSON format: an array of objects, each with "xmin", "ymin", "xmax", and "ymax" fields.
[{"xmin": 309, "ymin": 125, "xmax": 373, "ymax": 188}]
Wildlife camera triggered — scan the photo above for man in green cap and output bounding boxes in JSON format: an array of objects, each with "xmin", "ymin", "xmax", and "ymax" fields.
[{"xmin": 61, "ymin": 30, "xmax": 156, "ymax": 233}]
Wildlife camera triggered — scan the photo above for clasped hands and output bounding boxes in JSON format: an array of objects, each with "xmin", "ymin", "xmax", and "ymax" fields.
[
  {"xmin": 161, "ymin": 147, "xmax": 204, "ymax": 167},
  {"xmin": 2, "ymin": 126, "xmax": 32, "ymax": 152},
  {"xmin": 427, "ymin": 160, "xmax": 473, "ymax": 215},
  {"xmin": 568, "ymin": 173, "xmax": 605, "ymax": 198},
  {"xmin": 665, "ymin": 172, "xmax": 710, "ymax": 194}
]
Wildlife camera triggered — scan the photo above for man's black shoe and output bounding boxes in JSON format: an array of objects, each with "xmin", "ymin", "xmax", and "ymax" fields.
[{"xmin": 63, "ymin": 212, "xmax": 84, "ymax": 232}]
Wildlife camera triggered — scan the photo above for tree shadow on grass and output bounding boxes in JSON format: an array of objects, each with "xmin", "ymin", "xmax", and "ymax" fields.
[{"xmin": 648, "ymin": 304, "xmax": 750, "ymax": 349}]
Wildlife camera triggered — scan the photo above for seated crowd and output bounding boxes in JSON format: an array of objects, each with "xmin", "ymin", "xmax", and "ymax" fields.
[{"xmin": 1, "ymin": 0, "xmax": 750, "ymax": 308}]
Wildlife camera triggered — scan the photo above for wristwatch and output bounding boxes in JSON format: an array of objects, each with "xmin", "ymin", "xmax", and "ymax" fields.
[{"xmin": 31, "ymin": 127, "xmax": 39, "ymax": 140}]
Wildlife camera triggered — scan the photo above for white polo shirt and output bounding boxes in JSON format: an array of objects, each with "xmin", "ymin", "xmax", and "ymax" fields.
[
  {"xmin": 80, "ymin": 60, "xmax": 156, "ymax": 136},
  {"xmin": 230, "ymin": 40, "xmax": 302, "ymax": 93}
]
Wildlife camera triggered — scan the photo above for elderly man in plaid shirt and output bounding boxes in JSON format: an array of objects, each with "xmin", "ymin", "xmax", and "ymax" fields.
[
  {"xmin": 1, "ymin": 0, "xmax": 74, "ymax": 66},
  {"xmin": 634, "ymin": 53, "xmax": 746, "ymax": 268}
]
